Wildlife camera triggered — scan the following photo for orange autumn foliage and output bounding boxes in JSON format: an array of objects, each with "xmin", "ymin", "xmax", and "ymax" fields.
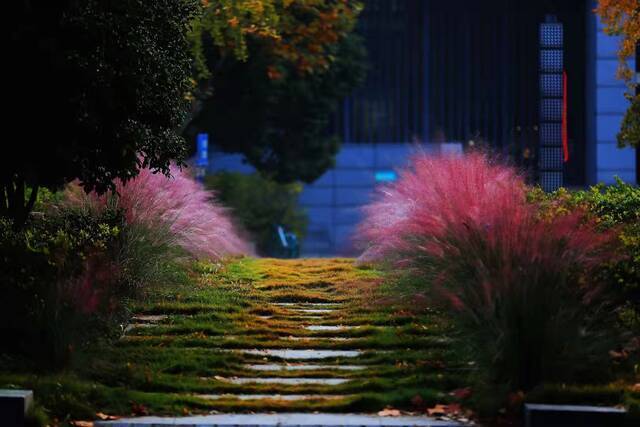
[
  {"xmin": 595, "ymin": 0, "xmax": 640, "ymax": 84},
  {"xmin": 192, "ymin": 0, "xmax": 361, "ymax": 78}
]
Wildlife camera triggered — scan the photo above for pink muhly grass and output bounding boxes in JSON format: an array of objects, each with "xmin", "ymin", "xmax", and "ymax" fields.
[
  {"xmin": 357, "ymin": 152, "xmax": 619, "ymax": 389},
  {"xmin": 113, "ymin": 165, "xmax": 250, "ymax": 259},
  {"xmin": 358, "ymin": 152, "xmax": 614, "ymax": 288},
  {"xmin": 66, "ymin": 165, "xmax": 251, "ymax": 260}
]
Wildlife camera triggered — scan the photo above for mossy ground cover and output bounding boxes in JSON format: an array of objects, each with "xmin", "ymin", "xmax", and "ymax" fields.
[
  {"xmin": 0, "ymin": 257, "xmax": 467, "ymax": 422},
  {"xmin": 2, "ymin": 257, "xmax": 637, "ymax": 425}
]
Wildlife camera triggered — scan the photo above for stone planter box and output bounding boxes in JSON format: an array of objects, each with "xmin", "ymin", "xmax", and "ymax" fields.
[
  {"xmin": 0, "ymin": 389, "xmax": 33, "ymax": 427},
  {"xmin": 525, "ymin": 403, "xmax": 627, "ymax": 427}
]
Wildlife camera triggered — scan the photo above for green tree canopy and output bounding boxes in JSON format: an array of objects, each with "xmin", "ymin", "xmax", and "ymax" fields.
[
  {"xmin": 186, "ymin": 0, "xmax": 366, "ymax": 183},
  {"xmin": 5, "ymin": 0, "xmax": 198, "ymax": 227}
]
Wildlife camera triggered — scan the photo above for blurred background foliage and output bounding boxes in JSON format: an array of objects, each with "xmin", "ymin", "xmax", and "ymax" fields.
[
  {"xmin": 205, "ymin": 172, "xmax": 308, "ymax": 255},
  {"xmin": 186, "ymin": 0, "xmax": 367, "ymax": 183}
]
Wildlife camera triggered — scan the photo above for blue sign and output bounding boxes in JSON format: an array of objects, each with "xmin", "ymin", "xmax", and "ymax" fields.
[
  {"xmin": 196, "ymin": 133, "xmax": 209, "ymax": 167},
  {"xmin": 375, "ymin": 170, "xmax": 397, "ymax": 182}
]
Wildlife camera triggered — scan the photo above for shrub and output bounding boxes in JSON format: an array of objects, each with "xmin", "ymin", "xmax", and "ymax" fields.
[
  {"xmin": 1, "ymin": 164, "xmax": 248, "ymax": 368},
  {"xmin": 531, "ymin": 178, "xmax": 640, "ymax": 331},
  {"xmin": 0, "ymin": 205, "xmax": 123, "ymax": 367},
  {"xmin": 358, "ymin": 153, "xmax": 620, "ymax": 395},
  {"xmin": 205, "ymin": 172, "xmax": 307, "ymax": 255},
  {"xmin": 65, "ymin": 165, "xmax": 251, "ymax": 260}
]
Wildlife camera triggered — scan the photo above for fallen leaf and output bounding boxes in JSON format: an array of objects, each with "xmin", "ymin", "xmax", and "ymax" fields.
[
  {"xmin": 378, "ymin": 407, "xmax": 401, "ymax": 416},
  {"xmin": 71, "ymin": 422, "xmax": 93, "ymax": 427},
  {"xmin": 95, "ymin": 412, "xmax": 119, "ymax": 420},
  {"xmin": 427, "ymin": 404, "xmax": 448, "ymax": 416}
]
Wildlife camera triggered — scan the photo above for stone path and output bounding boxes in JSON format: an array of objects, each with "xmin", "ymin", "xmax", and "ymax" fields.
[
  {"xmin": 98, "ymin": 258, "xmax": 463, "ymax": 426},
  {"xmin": 96, "ymin": 413, "xmax": 459, "ymax": 427}
]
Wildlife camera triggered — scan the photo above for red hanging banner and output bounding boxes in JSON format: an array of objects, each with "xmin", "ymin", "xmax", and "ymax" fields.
[{"xmin": 562, "ymin": 70, "xmax": 569, "ymax": 163}]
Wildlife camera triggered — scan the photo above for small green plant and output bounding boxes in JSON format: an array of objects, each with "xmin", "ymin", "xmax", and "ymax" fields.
[
  {"xmin": 205, "ymin": 172, "xmax": 307, "ymax": 255},
  {"xmin": 0, "ymin": 204, "xmax": 123, "ymax": 367},
  {"xmin": 532, "ymin": 178, "xmax": 640, "ymax": 332}
]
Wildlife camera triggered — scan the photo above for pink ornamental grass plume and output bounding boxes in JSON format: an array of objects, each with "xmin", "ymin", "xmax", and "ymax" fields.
[
  {"xmin": 64, "ymin": 165, "xmax": 251, "ymax": 259},
  {"xmin": 358, "ymin": 152, "xmax": 526, "ymax": 262},
  {"xmin": 112, "ymin": 165, "xmax": 251, "ymax": 259},
  {"xmin": 357, "ymin": 152, "xmax": 619, "ymax": 390}
]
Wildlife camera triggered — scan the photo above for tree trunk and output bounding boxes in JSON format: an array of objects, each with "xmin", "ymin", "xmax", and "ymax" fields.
[{"xmin": 1, "ymin": 174, "xmax": 39, "ymax": 230}]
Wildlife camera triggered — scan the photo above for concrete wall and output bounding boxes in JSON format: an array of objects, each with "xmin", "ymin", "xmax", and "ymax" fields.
[{"xmin": 586, "ymin": 2, "xmax": 637, "ymax": 185}]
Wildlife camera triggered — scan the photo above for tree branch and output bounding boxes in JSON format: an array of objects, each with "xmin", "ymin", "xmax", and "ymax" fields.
[{"xmin": 25, "ymin": 183, "xmax": 39, "ymax": 216}]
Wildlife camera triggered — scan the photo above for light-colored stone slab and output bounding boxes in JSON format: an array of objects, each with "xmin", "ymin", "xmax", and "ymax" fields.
[
  {"xmin": 218, "ymin": 377, "xmax": 349, "ymax": 385},
  {"xmin": 237, "ymin": 349, "xmax": 362, "ymax": 359},
  {"xmin": 94, "ymin": 412, "xmax": 461, "ymax": 426},
  {"xmin": 244, "ymin": 364, "xmax": 366, "ymax": 371},
  {"xmin": 0, "ymin": 389, "xmax": 33, "ymax": 416},
  {"xmin": 285, "ymin": 336, "xmax": 352, "ymax": 341},
  {"xmin": 131, "ymin": 315, "xmax": 168, "ymax": 322},
  {"xmin": 273, "ymin": 303, "xmax": 342, "ymax": 307},
  {"xmin": 197, "ymin": 394, "xmax": 346, "ymax": 401},
  {"xmin": 305, "ymin": 325, "xmax": 356, "ymax": 331},
  {"xmin": 295, "ymin": 309, "xmax": 335, "ymax": 314}
]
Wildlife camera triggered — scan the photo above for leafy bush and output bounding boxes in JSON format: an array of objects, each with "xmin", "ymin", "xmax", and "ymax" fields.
[
  {"xmin": 205, "ymin": 172, "xmax": 307, "ymax": 255},
  {"xmin": 358, "ymin": 153, "xmax": 620, "ymax": 397},
  {"xmin": 530, "ymin": 178, "xmax": 640, "ymax": 331},
  {"xmin": 0, "ymin": 206, "xmax": 123, "ymax": 367},
  {"xmin": 1, "ymin": 164, "xmax": 249, "ymax": 368}
]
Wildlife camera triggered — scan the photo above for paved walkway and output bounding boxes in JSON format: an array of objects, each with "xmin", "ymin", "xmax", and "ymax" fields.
[
  {"xmin": 97, "ymin": 258, "xmax": 463, "ymax": 426},
  {"xmin": 96, "ymin": 413, "xmax": 459, "ymax": 426}
]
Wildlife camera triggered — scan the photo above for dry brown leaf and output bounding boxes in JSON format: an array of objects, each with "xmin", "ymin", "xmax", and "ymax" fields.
[
  {"xmin": 95, "ymin": 412, "xmax": 120, "ymax": 420},
  {"xmin": 427, "ymin": 404, "xmax": 448, "ymax": 416},
  {"xmin": 378, "ymin": 407, "xmax": 401, "ymax": 416}
]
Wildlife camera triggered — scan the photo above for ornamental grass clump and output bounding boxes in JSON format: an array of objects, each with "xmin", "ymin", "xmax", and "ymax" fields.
[
  {"xmin": 66, "ymin": 164, "xmax": 250, "ymax": 260},
  {"xmin": 358, "ymin": 153, "xmax": 620, "ymax": 394}
]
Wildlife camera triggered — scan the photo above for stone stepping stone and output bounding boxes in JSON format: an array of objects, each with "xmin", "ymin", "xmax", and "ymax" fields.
[
  {"xmin": 284, "ymin": 336, "xmax": 352, "ymax": 341},
  {"xmin": 272, "ymin": 303, "xmax": 342, "ymax": 307},
  {"xmin": 244, "ymin": 363, "xmax": 366, "ymax": 371},
  {"xmin": 294, "ymin": 309, "xmax": 335, "ymax": 314},
  {"xmin": 94, "ymin": 412, "xmax": 460, "ymax": 426},
  {"xmin": 131, "ymin": 315, "xmax": 168, "ymax": 323},
  {"xmin": 305, "ymin": 325, "xmax": 356, "ymax": 331},
  {"xmin": 218, "ymin": 377, "xmax": 349, "ymax": 385},
  {"xmin": 237, "ymin": 349, "xmax": 362, "ymax": 359},
  {"xmin": 197, "ymin": 394, "xmax": 346, "ymax": 401}
]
